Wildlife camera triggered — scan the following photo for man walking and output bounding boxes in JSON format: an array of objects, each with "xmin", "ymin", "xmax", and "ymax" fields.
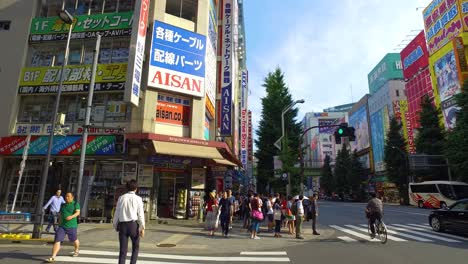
[
  {"xmin": 219, "ymin": 190, "xmax": 233, "ymax": 237},
  {"xmin": 295, "ymin": 195, "xmax": 305, "ymax": 239},
  {"xmin": 113, "ymin": 180, "xmax": 145, "ymax": 264},
  {"xmin": 310, "ymin": 193, "xmax": 320, "ymax": 235},
  {"xmin": 45, "ymin": 192, "xmax": 80, "ymax": 263},
  {"xmin": 43, "ymin": 189, "xmax": 65, "ymax": 232}
]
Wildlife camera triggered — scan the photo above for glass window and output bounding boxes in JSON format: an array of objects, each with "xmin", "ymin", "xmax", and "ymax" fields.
[
  {"xmin": 166, "ymin": 96, "xmax": 174, "ymax": 103},
  {"xmin": 44, "ymin": 0, "xmax": 64, "ymax": 17},
  {"xmin": 165, "ymin": 0, "xmax": 198, "ymax": 22},
  {"xmin": 106, "ymin": 93, "xmax": 131, "ymax": 122},
  {"xmin": 18, "ymin": 96, "xmax": 54, "ymax": 123},
  {"xmin": 64, "ymin": 0, "xmax": 77, "ymax": 14},
  {"xmin": 175, "ymin": 98, "xmax": 182, "ymax": 104},
  {"xmin": 83, "ymin": 42, "xmax": 95, "ymax": 65},
  {"xmin": 98, "ymin": 40, "xmax": 112, "ymax": 64},
  {"xmin": 182, "ymin": 99, "xmax": 190, "ymax": 106},
  {"xmin": 68, "ymin": 45, "xmax": 83, "ymax": 65},
  {"xmin": 437, "ymin": 184, "xmax": 456, "ymax": 200},
  {"xmin": 76, "ymin": 0, "xmax": 92, "ymax": 15},
  {"xmin": 158, "ymin": 95, "xmax": 165, "ymax": 101},
  {"xmin": 118, "ymin": 0, "xmax": 135, "ymax": 12},
  {"xmin": 90, "ymin": 0, "xmax": 104, "ymax": 14},
  {"xmin": 111, "ymin": 41, "xmax": 129, "ymax": 63},
  {"xmin": 453, "ymin": 185, "xmax": 468, "ymax": 199},
  {"xmin": 30, "ymin": 47, "xmax": 55, "ymax": 67},
  {"xmin": 104, "ymin": 0, "xmax": 118, "ymax": 13},
  {"xmin": 58, "ymin": 95, "xmax": 78, "ymax": 122},
  {"xmin": 410, "ymin": 184, "xmax": 438, "ymax": 193},
  {"xmin": 451, "ymin": 201, "xmax": 468, "ymax": 211}
]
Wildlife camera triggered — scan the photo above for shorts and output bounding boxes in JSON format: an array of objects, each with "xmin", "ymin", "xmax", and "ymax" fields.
[
  {"xmin": 54, "ymin": 227, "xmax": 78, "ymax": 242},
  {"xmin": 267, "ymin": 214, "xmax": 274, "ymax": 222}
]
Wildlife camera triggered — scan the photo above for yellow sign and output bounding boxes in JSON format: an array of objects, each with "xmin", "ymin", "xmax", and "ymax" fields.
[{"xmin": 205, "ymin": 95, "xmax": 215, "ymax": 117}]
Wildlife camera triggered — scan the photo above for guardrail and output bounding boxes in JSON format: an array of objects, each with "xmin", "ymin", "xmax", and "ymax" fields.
[{"xmin": 0, "ymin": 212, "xmax": 48, "ymax": 238}]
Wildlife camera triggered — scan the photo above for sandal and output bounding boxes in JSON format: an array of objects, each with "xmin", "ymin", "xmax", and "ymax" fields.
[
  {"xmin": 45, "ymin": 257, "xmax": 55, "ymax": 263},
  {"xmin": 71, "ymin": 251, "xmax": 79, "ymax": 257}
]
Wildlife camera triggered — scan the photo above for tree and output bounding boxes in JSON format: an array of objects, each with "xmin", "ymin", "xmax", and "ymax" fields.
[
  {"xmin": 384, "ymin": 117, "xmax": 409, "ymax": 204},
  {"xmin": 320, "ymin": 155, "xmax": 334, "ymax": 195},
  {"xmin": 254, "ymin": 68, "xmax": 302, "ymax": 193},
  {"xmin": 349, "ymin": 150, "xmax": 365, "ymax": 200},
  {"xmin": 446, "ymin": 80, "xmax": 468, "ymax": 183},
  {"xmin": 334, "ymin": 143, "xmax": 351, "ymax": 196}
]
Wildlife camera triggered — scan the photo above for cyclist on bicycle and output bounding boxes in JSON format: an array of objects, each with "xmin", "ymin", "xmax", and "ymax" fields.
[{"xmin": 365, "ymin": 193, "xmax": 383, "ymax": 239}]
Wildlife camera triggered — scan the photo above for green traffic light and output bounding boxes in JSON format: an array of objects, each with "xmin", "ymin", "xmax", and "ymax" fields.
[{"xmin": 338, "ymin": 128, "xmax": 344, "ymax": 135}]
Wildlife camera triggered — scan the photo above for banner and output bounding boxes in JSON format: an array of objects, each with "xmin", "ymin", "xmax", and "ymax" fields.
[
  {"xmin": 399, "ymin": 100, "xmax": 416, "ymax": 153},
  {"xmin": 0, "ymin": 135, "xmax": 117, "ymax": 155},
  {"xmin": 248, "ymin": 111, "xmax": 253, "ymax": 162},
  {"xmin": 125, "ymin": 0, "xmax": 150, "ymax": 107},
  {"xmin": 205, "ymin": 0, "xmax": 218, "ymax": 114},
  {"xmin": 148, "ymin": 21, "xmax": 206, "ymax": 97},
  {"xmin": 220, "ymin": 0, "xmax": 233, "ymax": 136},
  {"xmin": 370, "ymin": 109, "xmax": 385, "ymax": 172},
  {"xmin": 156, "ymin": 101, "xmax": 191, "ymax": 126},
  {"xmin": 368, "ymin": 53, "xmax": 403, "ymax": 94},
  {"xmin": 400, "ymin": 31, "xmax": 429, "ymax": 80},
  {"xmin": 318, "ymin": 118, "xmax": 344, "ymax": 134},
  {"xmin": 29, "ymin": 12, "xmax": 133, "ymax": 42},
  {"xmin": 349, "ymin": 105, "xmax": 370, "ymax": 152},
  {"xmin": 240, "ymin": 109, "xmax": 248, "ymax": 169},
  {"xmin": 423, "ymin": 0, "xmax": 463, "ymax": 55},
  {"xmin": 19, "ymin": 63, "xmax": 127, "ymax": 94}
]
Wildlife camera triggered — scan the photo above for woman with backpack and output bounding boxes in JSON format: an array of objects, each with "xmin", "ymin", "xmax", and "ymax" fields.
[{"xmin": 250, "ymin": 193, "xmax": 263, "ymax": 239}]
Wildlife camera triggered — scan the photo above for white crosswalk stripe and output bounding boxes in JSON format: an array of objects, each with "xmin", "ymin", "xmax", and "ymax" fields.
[
  {"xmin": 54, "ymin": 250, "xmax": 291, "ymax": 263},
  {"xmin": 330, "ymin": 224, "xmax": 466, "ymax": 244}
]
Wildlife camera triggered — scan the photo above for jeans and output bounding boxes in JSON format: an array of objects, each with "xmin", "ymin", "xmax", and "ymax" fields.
[
  {"xmin": 295, "ymin": 215, "xmax": 303, "ymax": 237},
  {"xmin": 118, "ymin": 221, "xmax": 140, "ymax": 264},
  {"xmin": 251, "ymin": 219, "xmax": 260, "ymax": 233},
  {"xmin": 275, "ymin": 220, "xmax": 281, "ymax": 233},
  {"xmin": 220, "ymin": 214, "xmax": 230, "ymax": 235},
  {"xmin": 46, "ymin": 211, "xmax": 59, "ymax": 232}
]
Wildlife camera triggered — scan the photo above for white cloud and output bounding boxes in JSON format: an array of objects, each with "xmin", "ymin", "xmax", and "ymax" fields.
[{"xmin": 246, "ymin": 0, "xmax": 432, "ymax": 148}]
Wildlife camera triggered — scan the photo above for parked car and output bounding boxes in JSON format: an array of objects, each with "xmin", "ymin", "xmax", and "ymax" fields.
[{"xmin": 429, "ymin": 198, "xmax": 468, "ymax": 234}]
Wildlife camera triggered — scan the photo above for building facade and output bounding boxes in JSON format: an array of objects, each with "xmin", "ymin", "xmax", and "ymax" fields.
[{"xmin": 0, "ymin": 0, "xmax": 249, "ymax": 221}]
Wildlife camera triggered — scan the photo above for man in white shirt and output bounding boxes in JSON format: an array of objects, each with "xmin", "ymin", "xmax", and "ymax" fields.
[
  {"xmin": 113, "ymin": 180, "xmax": 145, "ymax": 264},
  {"xmin": 43, "ymin": 189, "xmax": 65, "ymax": 232},
  {"xmin": 295, "ymin": 195, "xmax": 305, "ymax": 239}
]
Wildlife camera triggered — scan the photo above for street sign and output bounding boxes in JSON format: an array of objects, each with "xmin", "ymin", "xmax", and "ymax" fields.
[{"xmin": 274, "ymin": 138, "xmax": 282, "ymax": 150}]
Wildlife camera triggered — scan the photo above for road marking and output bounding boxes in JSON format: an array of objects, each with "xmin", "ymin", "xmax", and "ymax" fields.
[
  {"xmin": 157, "ymin": 234, "xmax": 189, "ymax": 246},
  {"xmin": 77, "ymin": 250, "xmax": 291, "ymax": 262},
  {"xmin": 388, "ymin": 225, "xmax": 461, "ymax": 243},
  {"xmin": 330, "ymin": 225, "xmax": 379, "ymax": 242},
  {"xmin": 240, "ymin": 251, "xmax": 287, "ymax": 255},
  {"xmin": 345, "ymin": 225, "xmax": 407, "ymax": 242},
  {"xmin": 384, "ymin": 209, "xmax": 428, "ymax": 216},
  {"xmin": 338, "ymin": 236, "xmax": 358, "ymax": 242},
  {"xmin": 358, "ymin": 224, "xmax": 433, "ymax": 242},
  {"xmin": 396, "ymin": 224, "xmax": 468, "ymax": 242},
  {"xmin": 408, "ymin": 224, "xmax": 430, "ymax": 229},
  {"xmin": 54, "ymin": 256, "xmax": 198, "ymax": 264}
]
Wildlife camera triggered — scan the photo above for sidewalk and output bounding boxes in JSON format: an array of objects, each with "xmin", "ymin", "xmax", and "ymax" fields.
[{"xmin": 0, "ymin": 219, "xmax": 333, "ymax": 254}]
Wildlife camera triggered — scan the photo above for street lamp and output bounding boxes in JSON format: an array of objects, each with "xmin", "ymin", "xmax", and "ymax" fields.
[
  {"xmin": 281, "ymin": 99, "xmax": 304, "ymax": 195},
  {"xmin": 33, "ymin": 9, "xmax": 74, "ymax": 239}
]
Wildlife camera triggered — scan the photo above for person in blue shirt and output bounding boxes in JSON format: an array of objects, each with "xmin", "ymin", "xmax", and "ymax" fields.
[{"xmin": 43, "ymin": 189, "xmax": 65, "ymax": 232}]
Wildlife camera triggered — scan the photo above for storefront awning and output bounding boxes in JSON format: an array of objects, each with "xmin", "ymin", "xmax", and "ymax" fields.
[
  {"xmin": 152, "ymin": 140, "xmax": 224, "ymax": 160},
  {"xmin": 212, "ymin": 159, "xmax": 237, "ymax": 167}
]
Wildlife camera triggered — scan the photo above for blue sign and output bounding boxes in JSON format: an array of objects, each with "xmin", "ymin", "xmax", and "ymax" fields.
[
  {"xmin": 221, "ymin": 84, "xmax": 232, "ymax": 136},
  {"xmin": 370, "ymin": 110, "xmax": 385, "ymax": 172},
  {"xmin": 151, "ymin": 21, "xmax": 206, "ymax": 78}
]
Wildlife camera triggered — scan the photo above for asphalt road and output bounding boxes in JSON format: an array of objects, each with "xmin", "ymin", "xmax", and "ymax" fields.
[{"xmin": 0, "ymin": 201, "xmax": 467, "ymax": 264}]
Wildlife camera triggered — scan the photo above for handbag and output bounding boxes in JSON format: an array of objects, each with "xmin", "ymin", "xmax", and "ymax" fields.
[
  {"xmin": 274, "ymin": 209, "xmax": 282, "ymax": 221},
  {"xmin": 252, "ymin": 209, "xmax": 264, "ymax": 221}
]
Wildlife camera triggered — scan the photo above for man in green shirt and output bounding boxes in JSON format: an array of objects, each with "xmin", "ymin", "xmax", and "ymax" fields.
[{"xmin": 46, "ymin": 192, "xmax": 80, "ymax": 263}]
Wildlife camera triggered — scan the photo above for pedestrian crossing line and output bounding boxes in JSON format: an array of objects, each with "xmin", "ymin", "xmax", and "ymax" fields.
[
  {"xmin": 157, "ymin": 234, "xmax": 190, "ymax": 246},
  {"xmin": 408, "ymin": 224, "xmax": 431, "ymax": 229},
  {"xmin": 344, "ymin": 225, "xmax": 407, "ymax": 242},
  {"xmin": 395, "ymin": 224, "xmax": 468, "ymax": 242},
  {"xmin": 240, "ymin": 251, "xmax": 287, "ymax": 255},
  {"xmin": 358, "ymin": 225, "xmax": 433, "ymax": 242},
  {"xmin": 330, "ymin": 225, "xmax": 379, "ymax": 242},
  {"xmin": 54, "ymin": 256, "xmax": 199, "ymax": 264},
  {"xmin": 387, "ymin": 225, "xmax": 461, "ymax": 243},
  {"xmin": 76, "ymin": 250, "xmax": 291, "ymax": 262},
  {"xmin": 337, "ymin": 236, "xmax": 358, "ymax": 242}
]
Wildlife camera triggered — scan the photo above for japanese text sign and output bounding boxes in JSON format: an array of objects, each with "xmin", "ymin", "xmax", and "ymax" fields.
[
  {"xmin": 148, "ymin": 21, "xmax": 206, "ymax": 98},
  {"xmin": 29, "ymin": 12, "xmax": 133, "ymax": 42},
  {"xmin": 400, "ymin": 31, "xmax": 430, "ymax": 79},
  {"xmin": 221, "ymin": 84, "xmax": 233, "ymax": 135},
  {"xmin": 423, "ymin": 0, "xmax": 463, "ymax": 55},
  {"xmin": 18, "ymin": 63, "xmax": 127, "ymax": 94},
  {"xmin": 367, "ymin": 53, "xmax": 403, "ymax": 94},
  {"xmin": 125, "ymin": 0, "xmax": 150, "ymax": 107},
  {"xmin": 156, "ymin": 101, "xmax": 191, "ymax": 126},
  {"xmin": 248, "ymin": 111, "xmax": 253, "ymax": 162},
  {"xmin": 241, "ymin": 70, "xmax": 248, "ymax": 109},
  {"xmin": 220, "ymin": 0, "xmax": 233, "ymax": 136},
  {"xmin": 240, "ymin": 109, "xmax": 248, "ymax": 170}
]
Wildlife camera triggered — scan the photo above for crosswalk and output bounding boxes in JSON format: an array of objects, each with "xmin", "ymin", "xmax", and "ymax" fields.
[
  {"xmin": 53, "ymin": 250, "xmax": 291, "ymax": 263},
  {"xmin": 330, "ymin": 223, "xmax": 468, "ymax": 244}
]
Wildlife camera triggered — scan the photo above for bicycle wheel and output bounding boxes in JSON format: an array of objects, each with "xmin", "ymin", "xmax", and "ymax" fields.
[{"xmin": 378, "ymin": 222, "xmax": 387, "ymax": 244}]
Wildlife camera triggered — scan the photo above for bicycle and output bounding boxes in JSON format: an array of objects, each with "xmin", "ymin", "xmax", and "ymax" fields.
[{"xmin": 367, "ymin": 217, "xmax": 387, "ymax": 244}]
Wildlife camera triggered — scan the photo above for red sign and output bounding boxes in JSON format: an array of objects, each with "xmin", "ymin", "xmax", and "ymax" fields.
[
  {"xmin": 156, "ymin": 101, "xmax": 191, "ymax": 126},
  {"xmin": 139, "ymin": 0, "xmax": 150, "ymax": 37},
  {"xmin": 400, "ymin": 31, "xmax": 429, "ymax": 80}
]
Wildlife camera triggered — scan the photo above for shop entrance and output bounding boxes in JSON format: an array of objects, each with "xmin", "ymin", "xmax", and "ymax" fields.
[{"xmin": 157, "ymin": 172, "xmax": 187, "ymax": 219}]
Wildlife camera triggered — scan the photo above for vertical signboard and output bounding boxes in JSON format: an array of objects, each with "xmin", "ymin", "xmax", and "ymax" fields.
[
  {"xmin": 125, "ymin": 0, "xmax": 150, "ymax": 107},
  {"xmin": 220, "ymin": 0, "xmax": 233, "ymax": 136},
  {"xmin": 240, "ymin": 109, "xmax": 248, "ymax": 170},
  {"xmin": 370, "ymin": 109, "xmax": 385, "ymax": 172},
  {"xmin": 205, "ymin": 0, "xmax": 218, "ymax": 117},
  {"xmin": 247, "ymin": 111, "xmax": 253, "ymax": 179},
  {"xmin": 241, "ymin": 70, "xmax": 248, "ymax": 108},
  {"xmin": 422, "ymin": 0, "xmax": 463, "ymax": 55},
  {"xmin": 349, "ymin": 105, "xmax": 370, "ymax": 152}
]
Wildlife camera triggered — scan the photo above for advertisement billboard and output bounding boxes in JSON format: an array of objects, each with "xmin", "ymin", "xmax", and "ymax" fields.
[
  {"xmin": 398, "ymin": 100, "xmax": 416, "ymax": 153},
  {"xmin": 29, "ymin": 12, "xmax": 133, "ymax": 42},
  {"xmin": 205, "ymin": 0, "xmax": 218, "ymax": 115},
  {"xmin": 241, "ymin": 70, "xmax": 248, "ymax": 109},
  {"xmin": 370, "ymin": 109, "xmax": 385, "ymax": 172},
  {"xmin": 124, "ymin": 0, "xmax": 150, "ymax": 107},
  {"xmin": 240, "ymin": 109, "xmax": 248, "ymax": 169},
  {"xmin": 434, "ymin": 49, "xmax": 461, "ymax": 102},
  {"xmin": 248, "ymin": 111, "xmax": 253, "ymax": 162},
  {"xmin": 318, "ymin": 118, "xmax": 345, "ymax": 134},
  {"xmin": 220, "ymin": 0, "xmax": 233, "ymax": 136},
  {"xmin": 156, "ymin": 101, "xmax": 191, "ymax": 126},
  {"xmin": 368, "ymin": 53, "xmax": 404, "ymax": 94},
  {"xmin": 400, "ymin": 30, "xmax": 429, "ymax": 80},
  {"xmin": 423, "ymin": 0, "xmax": 463, "ymax": 55},
  {"xmin": 148, "ymin": 21, "xmax": 206, "ymax": 97},
  {"xmin": 19, "ymin": 63, "xmax": 127, "ymax": 94},
  {"xmin": 349, "ymin": 105, "xmax": 370, "ymax": 152}
]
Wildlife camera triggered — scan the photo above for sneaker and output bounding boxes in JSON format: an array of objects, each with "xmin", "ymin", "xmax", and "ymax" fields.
[
  {"xmin": 45, "ymin": 257, "xmax": 55, "ymax": 263},
  {"xmin": 296, "ymin": 236, "xmax": 304, "ymax": 240},
  {"xmin": 254, "ymin": 236, "xmax": 261, "ymax": 240},
  {"xmin": 370, "ymin": 234, "xmax": 376, "ymax": 239},
  {"xmin": 313, "ymin": 232, "xmax": 320, "ymax": 235}
]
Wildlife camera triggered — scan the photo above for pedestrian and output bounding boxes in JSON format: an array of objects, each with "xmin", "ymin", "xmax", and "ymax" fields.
[
  {"xmin": 43, "ymin": 189, "xmax": 65, "ymax": 233},
  {"xmin": 113, "ymin": 180, "xmax": 145, "ymax": 264},
  {"xmin": 250, "ymin": 193, "xmax": 263, "ymax": 239},
  {"xmin": 227, "ymin": 189, "xmax": 236, "ymax": 229},
  {"xmin": 310, "ymin": 193, "xmax": 320, "ymax": 235},
  {"xmin": 219, "ymin": 190, "xmax": 233, "ymax": 237},
  {"xmin": 266, "ymin": 195, "xmax": 274, "ymax": 232},
  {"xmin": 243, "ymin": 191, "xmax": 253, "ymax": 229},
  {"xmin": 273, "ymin": 198, "xmax": 283, "ymax": 238},
  {"xmin": 45, "ymin": 192, "xmax": 80, "ymax": 263},
  {"xmin": 286, "ymin": 195, "xmax": 295, "ymax": 235},
  {"xmin": 295, "ymin": 195, "xmax": 305, "ymax": 239},
  {"xmin": 205, "ymin": 191, "xmax": 218, "ymax": 236}
]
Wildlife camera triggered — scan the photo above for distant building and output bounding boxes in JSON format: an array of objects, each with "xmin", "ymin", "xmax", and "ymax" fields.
[{"xmin": 323, "ymin": 103, "xmax": 354, "ymax": 113}]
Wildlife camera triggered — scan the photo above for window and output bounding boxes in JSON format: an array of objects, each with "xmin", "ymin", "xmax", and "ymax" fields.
[
  {"xmin": 104, "ymin": 0, "xmax": 118, "ymax": 13},
  {"xmin": 453, "ymin": 185, "xmax": 468, "ymax": 199},
  {"xmin": 76, "ymin": 0, "xmax": 92, "ymax": 15},
  {"xmin": 58, "ymin": 95, "xmax": 78, "ymax": 122},
  {"xmin": 437, "ymin": 184, "xmax": 456, "ymax": 200},
  {"xmin": 18, "ymin": 96, "xmax": 54, "ymax": 123},
  {"xmin": 98, "ymin": 40, "xmax": 113, "ymax": 64},
  {"xmin": 410, "ymin": 184, "xmax": 438, "ymax": 193},
  {"xmin": 111, "ymin": 41, "xmax": 130, "ymax": 63},
  {"xmin": 118, "ymin": 0, "xmax": 135, "ymax": 12},
  {"xmin": 106, "ymin": 93, "xmax": 131, "ymax": 122},
  {"xmin": 68, "ymin": 44, "xmax": 83, "ymax": 65},
  {"xmin": 396, "ymin": 90, "xmax": 399, "ymax": 97},
  {"xmin": 64, "ymin": 0, "xmax": 78, "ymax": 14},
  {"xmin": 165, "ymin": 0, "xmax": 198, "ymax": 22},
  {"xmin": 451, "ymin": 201, "xmax": 468, "ymax": 211},
  {"xmin": 43, "ymin": 0, "xmax": 64, "ymax": 17},
  {"xmin": 0, "ymin": 21, "xmax": 11, "ymax": 31},
  {"xmin": 90, "ymin": 0, "xmax": 104, "ymax": 14}
]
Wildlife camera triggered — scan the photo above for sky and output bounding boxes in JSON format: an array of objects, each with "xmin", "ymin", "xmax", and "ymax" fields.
[{"xmin": 244, "ymin": 0, "xmax": 433, "ymax": 147}]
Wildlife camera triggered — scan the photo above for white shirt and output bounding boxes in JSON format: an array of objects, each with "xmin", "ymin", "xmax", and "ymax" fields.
[
  {"xmin": 297, "ymin": 200, "xmax": 304, "ymax": 216},
  {"xmin": 113, "ymin": 191, "xmax": 145, "ymax": 230}
]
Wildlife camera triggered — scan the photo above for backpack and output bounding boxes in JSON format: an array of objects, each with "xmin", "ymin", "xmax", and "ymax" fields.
[{"xmin": 291, "ymin": 201, "xmax": 298, "ymax": 216}]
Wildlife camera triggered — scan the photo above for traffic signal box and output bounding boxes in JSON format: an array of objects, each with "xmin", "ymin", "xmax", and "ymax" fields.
[{"xmin": 334, "ymin": 123, "xmax": 356, "ymax": 144}]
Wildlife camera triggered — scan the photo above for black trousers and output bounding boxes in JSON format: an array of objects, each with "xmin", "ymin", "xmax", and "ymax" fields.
[
  {"xmin": 118, "ymin": 221, "xmax": 140, "ymax": 264},
  {"xmin": 369, "ymin": 212, "xmax": 382, "ymax": 234},
  {"xmin": 311, "ymin": 215, "xmax": 317, "ymax": 232},
  {"xmin": 220, "ymin": 214, "xmax": 230, "ymax": 235}
]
